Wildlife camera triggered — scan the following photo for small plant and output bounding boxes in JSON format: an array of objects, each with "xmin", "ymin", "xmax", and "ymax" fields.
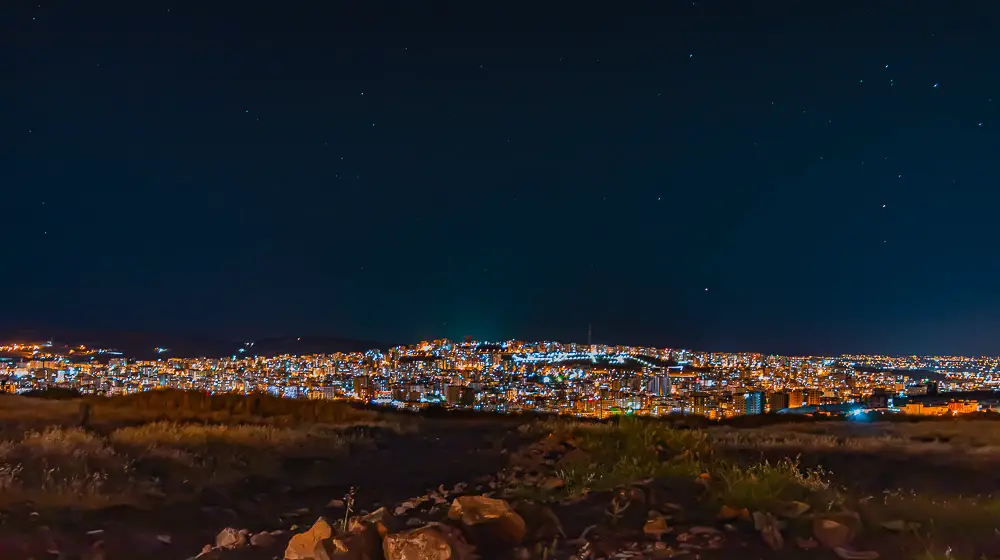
[
  {"xmin": 341, "ymin": 486, "xmax": 357, "ymax": 532},
  {"xmin": 710, "ymin": 456, "xmax": 831, "ymax": 511}
]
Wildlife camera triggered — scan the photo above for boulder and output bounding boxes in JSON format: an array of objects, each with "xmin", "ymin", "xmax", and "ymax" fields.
[
  {"xmin": 447, "ymin": 496, "xmax": 525, "ymax": 548},
  {"xmin": 351, "ymin": 507, "xmax": 397, "ymax": 538},
  {"xmin": 215, "ymin": 528, "xmax": 243, "ymax": 549},
  {"xmin": 315, "ymin": 523, "xmax": 382, "ymax": 560},
  {"xmin": 286, "ymin": 517, "xmax": 334, "ymax": 560},
  {"xmin": 513, "ymin": 501, "xmax": 565, "ymax": 543},
  {"xmin": 813, "ymin": 518, "xmax": 852, "ymax": 549},
  {"xmin": 383, "ymin": 523, "xmax": 474, "ymax": 560}
]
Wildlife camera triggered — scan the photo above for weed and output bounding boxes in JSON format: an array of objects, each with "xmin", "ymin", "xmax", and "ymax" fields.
[
  {"xmin": 341, "ymin": 486, "xmax": 357, "ymax": 532},
  {"xmin": 710, "ymin": 456, "xmax": 831, "ymax": 510}
]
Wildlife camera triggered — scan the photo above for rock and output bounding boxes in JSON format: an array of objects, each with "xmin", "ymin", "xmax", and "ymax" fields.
[
  {"xmin": 643, "ymin": 517, "xmax": 671, "ymax": 539},
  {"xmin": 813, "ymin": 518, "xmax": 852, "ymax": 549},
  {"xmin": 752, "ymin": 511, "xmax": 782, "ymax": 550},
  {"xmin": 250, "ymin": 531, "xmax": 276, "ymax": 547},
  {"xmin": 772, "ymin": 501, "xmax": 810, "ymax": 519},
  {"xmin": 539, "ymin": 477, "xmax": 565, "ymax": 491},
  {"xmin": 215, "ymin": 528, "xmax": 242, "ymax": 549},
  {"xmin": 717, "ymin": 505, "xmax": 749, "ymax": 521},
  {"xmin": 315, "ymin": 523, "xmax": 381, "ymax": 560},
  {"xmin": 513, "ymin": 501, "xmax": 565, "ymax": 543},
  {"xmin": 880, "ymin": 519, "xmax": 919, "ymax": 532},
  {"xmin": 407, "ymin": 518, "xmax": 424, "ymax": 527},
  {"xmin": 82, "ymin": 540, "xmax": 106, "ymax": 560},
  {"xmin": 795, "ymin": 537, "xmax": 819, "ymax": 550},
  {"xmin": 351, "ymin": 506, "xmax": 396, "ymax": 537},
  {"xmin": 834, "ymin": 547, "xmax": 880, "ymax": 559},
  {"xmin": 383, "ymin": 523, "xmax": 475, "ymax": 560},
  {"xmin": 448, "ymin": 495, "xmax": 526, "ymax": 548},
  {"xmin": 285, "ymin": 517, "xmax": 334, "ymax": 560},
  {"xmin": 608, "ymin": 487, "xmax": 648, "ymax": 528},
  {"xmin": 688, "ymin": 526, "xmax": 721, "ymax": 536}
]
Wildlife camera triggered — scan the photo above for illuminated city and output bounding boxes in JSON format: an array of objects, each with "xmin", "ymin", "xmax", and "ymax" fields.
[{"xmin": 3, "ymin": 337, "xmax": 997, "ymax": 418}]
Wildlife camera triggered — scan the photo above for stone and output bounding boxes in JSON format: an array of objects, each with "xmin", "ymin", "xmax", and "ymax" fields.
[
  {"xmin": 384, "ymin": 523, "xmax": 474, "ymax": 560},
  {"xmin": 834, "ymin": 547, "xmax": 880, "ymax": 559},
  {"xmin": 215, "ymin": 528, "xmax": 241, "ymax": 549},
  {"xmin": 447, "ymin": 495, "xmax": 526, "ymax": 548},
  {"xmin": 813, "ymin": 518, "xmax": 852, "ymax": 549},
  {"xmin": 82, "ymin": 540, "xmax": 106, "ymax": 560},
  {"xmin": 795, "ymin": 537, "xmax": 819, "ymax": 549},
  {"xmin": 717, "ymin": 505, "xmax": 749, "ymax": 521},
  {"xmin": 772, "ymin": 501, "xmax": 810, "ymax": 519},
  {"xmin": 315, "ymin": 523, "xmax": 381, "ymax": 560},
  {"xmin": 250, "ymin": 531, "xmax": 276, "ymax": 547},
  {"xmin": 643, "ymin": 517, "xmax": 670, "ymax": 539},
  {"xmin": 880, "ymin": 519, "xmax": 919, "ymax": 532},
  {"xmin": 351, "ymin": 506, "xmax": 396, "ymax": 537},
  {"xmin": 752, "ymin": 511, "xmax": 783, "ymax": 550},
  {"xmin": 285, "ymin": 517, "xmax": 335, "ymax": 560},
  {"xmin": 514, "ymin": 501, "xmax": 565, "ymax": 543}
]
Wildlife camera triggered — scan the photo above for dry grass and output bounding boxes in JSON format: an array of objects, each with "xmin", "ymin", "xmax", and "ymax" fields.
[
  {"xmin": 109, "ymin": 421, "xmax": 345, "ymax": 452},
  {"xmin": 709, "ymin": 420, "xmax": 1000, "ymax": 463},
  {"xmin": 0, "ymin": 390, "xmax": 414, "ymax": 509}
]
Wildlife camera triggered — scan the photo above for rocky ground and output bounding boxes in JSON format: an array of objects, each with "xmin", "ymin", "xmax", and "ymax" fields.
[
  {"xmin": 0, "ymin": 419, "xmax": 517, "ymax": 560},
  {"xmin": 2, "ymin": 417, "xmax": 995, "ymax": 560}
]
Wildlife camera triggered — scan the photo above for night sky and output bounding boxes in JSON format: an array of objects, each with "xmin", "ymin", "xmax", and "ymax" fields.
[{"xmin": 6, "ymin": 1, "xmax": 1000, "ymax": 356}]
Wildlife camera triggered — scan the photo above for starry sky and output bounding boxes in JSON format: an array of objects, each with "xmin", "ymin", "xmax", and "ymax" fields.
[{"xmin": 6, "ymin": 1, "xmax": 1000, "ymax": 356}]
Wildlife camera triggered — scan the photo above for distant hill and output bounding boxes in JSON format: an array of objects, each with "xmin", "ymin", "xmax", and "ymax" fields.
[{"xmin": 0, "ymin": 329, "xmax": 382, "ymax": 360}]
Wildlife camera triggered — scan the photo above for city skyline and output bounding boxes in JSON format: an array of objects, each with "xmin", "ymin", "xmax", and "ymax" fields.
[
  {"xmin": 8, "ymin": 1, "xmax": 1000, "ymax": 355},
  {"xmin": 3, "ymin": 335, "xmax": 996, "ymax": 421}
]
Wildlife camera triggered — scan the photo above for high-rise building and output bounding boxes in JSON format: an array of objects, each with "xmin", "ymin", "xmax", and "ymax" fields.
[
  {"xmin": 647, "ymin": 373, "xmax": 672, "ymax": 397},
  {"xmin": 745, "ymin": 391, "xmax": 766, "ymax": 415}
]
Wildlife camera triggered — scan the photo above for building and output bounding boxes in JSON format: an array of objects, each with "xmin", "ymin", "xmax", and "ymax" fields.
[
  {"xmin": 901, "ymin": 402, "xmax": 949, "ymax": 416},
  {"xmin": 947, "ymin": 400, "xmax": 978, "ymax": 415},
  {"xmin": 744, "ymin": 391, "xmax": 766, "ymax": 415},
  {"xmin": 445, "ymin": 384, "xmax": 477, "ymax": 406},
  {"xmin": 688, "ymin": 391, "xmax": 711, "ymax": 417},
  {"xmin": 353, "ymin": 376, "xmax": 376, "ymax": 401},
  {"xmin": 768, "ymin": 392, "xmax": 790, "ymax": 412},
  {"xmin": 647, "ymin": 373, "xmax": 672, "ymax": 397},
  {"xmin": 867, "ymin": 388, "xmax": 891, "ymax": 409}
]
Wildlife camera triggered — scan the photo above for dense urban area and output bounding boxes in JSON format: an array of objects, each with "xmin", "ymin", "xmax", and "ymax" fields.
[{"xmin": 2, "ymin": 338, "xmax": 998, "ymax": 418}]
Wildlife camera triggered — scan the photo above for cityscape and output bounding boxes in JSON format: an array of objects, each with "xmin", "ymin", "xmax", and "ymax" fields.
[{"xmin": 3, "ymin": 337, "xmax": 997, "ymax": 419}]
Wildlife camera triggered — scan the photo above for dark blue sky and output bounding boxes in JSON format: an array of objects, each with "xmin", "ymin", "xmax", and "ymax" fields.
[{"xmin": 6, "ymin": 1, "xmax": 1000, "ymax": 355}]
